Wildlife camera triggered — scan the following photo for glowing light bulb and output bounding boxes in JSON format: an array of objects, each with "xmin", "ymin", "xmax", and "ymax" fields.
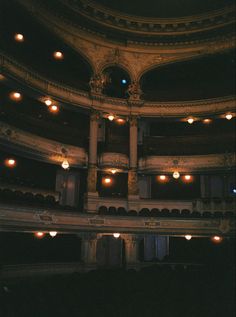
[
  {"xmin": 185, "ymin": 235, "xmax": 192, "ymax": 240},
  {"xmin": 108, "ymin": 115, "xmax": 114, "ymax": 121},
  {"xmin": 61, "ymin": 159, "xmax": 69, "ymax": 170},
  {"xmin": 5, "ymin": 158, "xmax": 16, "ymax": 167},
  {"xmin": 49, "ymin": 105, "xmax": 59, "ymax": 113},
  {"xmin": 173, "ymin": 171, "xmax": 180, "ymax": 179},
  {"xmin": 53, "ymin": 51, "xmax": 63, "ymax": 59},
  {"xmin": 184, "ymin": 175, "xmax": 191, "ymax": 181},
  {"xmin": 203, "ymin": 118, "xmax": 212, "ymax": 123},
  {"xmin": 111, "ymin": 169, "xmax": 117, "ymax": 174},
  {"xmin": 211, "ymin": 235, "xmax": 223, "ymax": 243},
  {"xmin": 187, "ymin": 117, "xmax": 194, "ymax": 124},
  {"xmin": 104, "ymin": 177, "xmax": 111, "ymax": 184},
  {"xmin": 35, "ymin": 232, "xmax": 44, "ymax": 238},
  {"xmin": 225, "ymin": 114, "xmax": 233, "ymax": 120},
  {"xmin": 116, "ymin": 118, "xmax": 125, "ymax": 124},
  {"xmin": 159, "ymin": 175, "xmax": 166, "ymax": 181},
  {"xmin": 44, "ymin": 99, "xmax": 52, "ymax": 106},
  {"xmin": 10, "ymin": 91, "xmax": 22, "ymax": 101},
  {"xmin": 49, "ymin": 231, "xmax": 57, "ymax": 237},
  {"xmin": 14, "ymin": 33, "xmax": 24, "ymax": 42},
  {"xmin": 113, "ymin": 233, "xmax": 120, "ymax": 238},
  {"xmin": 121, "ymin": 79, "xmax": 127, "ymax": 84}
]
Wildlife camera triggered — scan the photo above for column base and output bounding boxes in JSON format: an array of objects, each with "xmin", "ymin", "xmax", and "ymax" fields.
[{"xmin": 84, "ymin": 192, "xmax": 99, "ymax": 213}]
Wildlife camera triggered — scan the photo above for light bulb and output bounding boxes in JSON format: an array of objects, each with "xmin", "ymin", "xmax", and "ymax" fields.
[
  {"xmin": 45, "ymin": 99, "xmax": 52, "ymax": 106},
  {"xmin": 185, "ymin": 235, "xmax": 192, "ymax": 240},
  {"xmin": 116, "ymin": 118, "xmax": 125, "ymax": 124},
  {"xmin": 53, "ymin": 51, "xmax": 63, "ymax": 59},
  {"xmin": 211, "ymin": 235, "xmax": 223, "ymax": 243},
  {"xmin": 111, "ymin": 169, "xmax": 117, "ymax": 174},
  {"xmin": 203, "ymin": 118, "xmax": 212, "ymax": 124},
  {"xmin": 49, "ymin": 105, "xmax": 59, "ymax": 113},
  {"xmin": 14, "ymin": 33, "xmax": 24, "ymax": 42},
  {"xmin": 5, "ymin": 158, "xmax": 16, "ymax": 167},
  {"xmin": 187, "ymin": 117, "xmax": 194, "ymax": 124},
  {"xmin": 10, "ymin": 91, "xmax": 22, "ymax": 101},
  {"xmin": 159, "ymin": 175, "xmax": 166, "ymax": 181},
  {"xmin": 184, "ymin": 175, "xmax": 191, "ymax": 181},
  {"xmin": 113, "ymin": 233, "xmax": 120, "ymax": 238},
  {"xmin": 108, "ymin": 115, "xmax": 114, "ymax": 121},
  {"xmin": 34, "ymin": 232, "xmax": 45, "ymax": 238},
  {"xmin": 49, "ymin": 231, "xmax": 57, "ymax": 237},
  {"xmin": 104, "ymin": 177, "xmax": 111, "ymax": 184},
  {"xmin": 173, "ymin": 171, "xmax": 180, "ymax": 179},
  {"xmin": 61, "ymin": 159, "xmax": 69, "ymax": 170},
  {"xmin": 225, "ymin": 114, "xmax": 233, "ymax": 120}
]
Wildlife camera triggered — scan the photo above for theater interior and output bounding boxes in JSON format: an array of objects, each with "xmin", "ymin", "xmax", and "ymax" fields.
[{"xmin": 0, "ymin": 0, "xmax": 235, "ymax": 316}]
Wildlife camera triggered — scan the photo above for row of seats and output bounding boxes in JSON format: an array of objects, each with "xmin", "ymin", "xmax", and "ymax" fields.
[
  {"xmin": 0, "ymin": 188, "xmax": 77, "ymax": 212},
  {"xmin": 98, "ymin": 206, "xmax": 235, "ymax": 218}
]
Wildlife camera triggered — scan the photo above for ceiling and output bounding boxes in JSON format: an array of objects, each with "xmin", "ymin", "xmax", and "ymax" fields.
[{"xmin": 93, "ymin": 0, "xmax": 234, "ymax": 18}]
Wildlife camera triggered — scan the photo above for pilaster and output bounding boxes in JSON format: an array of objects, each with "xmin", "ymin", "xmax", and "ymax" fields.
[{"xmin": 81, "ymin": 233, "xmax": 98, "ymax": 268}]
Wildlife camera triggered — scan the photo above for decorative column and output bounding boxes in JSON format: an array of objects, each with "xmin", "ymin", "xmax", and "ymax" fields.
[
  {"xmin": 86, "ymin": 111, "xmax": 100, "ymax": 213},
  {"xmin": 123, "ymin": 234, "xmax": 140, "ymax": 269},
  {"xmin": 89, "ymin": 73, "xmax": 107, "ymax": 95},
  {"xmin": 81, "ymin": 233, "xmax": 98, "ymax": 269},
  {"xmin": 128, "ymin": 115, "xmax": 140, "ymax": 211}
]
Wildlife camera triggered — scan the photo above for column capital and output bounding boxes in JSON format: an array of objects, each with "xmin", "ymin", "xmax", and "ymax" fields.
[
  {"xmin": 127, "ymin": 81, "xmax": 142, "ymax": 101},
  {"xmin": 89, "ymin": 73, "xmax": 105, "ymax": 94},
  {"xmin": 129, "ymin": 115, "xmax": 138, "ymax": 127}
]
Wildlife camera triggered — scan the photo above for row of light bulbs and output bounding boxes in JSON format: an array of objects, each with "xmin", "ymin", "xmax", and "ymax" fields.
[
  {"xmin": 4, "ymin": 86, "xmax": 235, "ymax": 122},
  {"xmin": 34, "ymin": 231, "xmax": 223, "ymax": 243},
  {"xmin": 158, "ymin": 174, "xmax": 192, "ymax": 181},
  {"xmin": 7, "ymin": 91, "xmax": 60, "ymax": 113},
  {"xmin": 35, "ymin": 231, "xmax": 58, "ymax": 238},
  {"xmin": 186, "ymin": 114, "xmax": 233, "ymax": 123},
  {"xmin": 14, "ymin": 33, "xmax": 64, "ymax": 60},
  {"xmin": 2, "ymin": 157, "xmax": 70, "ymax": 171}
]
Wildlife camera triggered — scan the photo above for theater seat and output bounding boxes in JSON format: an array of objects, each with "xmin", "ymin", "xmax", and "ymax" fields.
[
  {"xmin": 108, "ymin": 206, "xmax": 117, "ymax": 215},
  {"xmin": 171, "ymin": 209, "xmax": 180, "ymax": 217},
  {"xmin": 128, "ymin": 210, "xmax": 137, "ymax": 216},
  {"xmin": 139, "ymin": 208, "xmax": 150, "ymax": 217},
  {"xmin": 181, "ymin": 209, "xmax": 190, "ymax": 217},
  {"xmin": 161, "ymin": 208, "xmax": 170, "ymax": 217},
  {"xmin": 150, "ymin": 208, "xmax": 159, "ymax": 217},
  {"xmin": 117, "ymin": 207, "xmax": 127, "ymax": 216},
  {"xmin": 98, "ymin": 206, "xmax": 108, "ymax": 215}
]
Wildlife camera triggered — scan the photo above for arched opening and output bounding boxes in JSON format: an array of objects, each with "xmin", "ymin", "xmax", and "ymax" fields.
[
  {"xmin": 140, "ymin": 50, "xmax": 235, "ymax": 101},
  {"xmin": 102, "ymin": 66, "xmax": 131, "ymax": 98}
]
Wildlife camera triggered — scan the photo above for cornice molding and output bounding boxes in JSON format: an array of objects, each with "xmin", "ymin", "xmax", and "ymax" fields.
[
  {"xmin": 63, "ymin": 0, "xmax": 236, "ymax": 36},
  {"xmin": 1, "ymin": 53, "xmax": 235, "ymax": 117},
  {"xmin": 17, "ymin": 0, "xmax": 236, "ymax": 51},
  {"xmin": 139, "ymin": 154, "xmax": 236, "ymax": 172},
  {"xmin": 0, "ymin": 203, "xmax": 234, "ymax": 236}
]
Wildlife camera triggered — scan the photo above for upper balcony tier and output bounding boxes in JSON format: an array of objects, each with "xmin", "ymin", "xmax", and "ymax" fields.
[{"xmin": 17, "ymin": 0, "xmax": 236, "ymax": 44}]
